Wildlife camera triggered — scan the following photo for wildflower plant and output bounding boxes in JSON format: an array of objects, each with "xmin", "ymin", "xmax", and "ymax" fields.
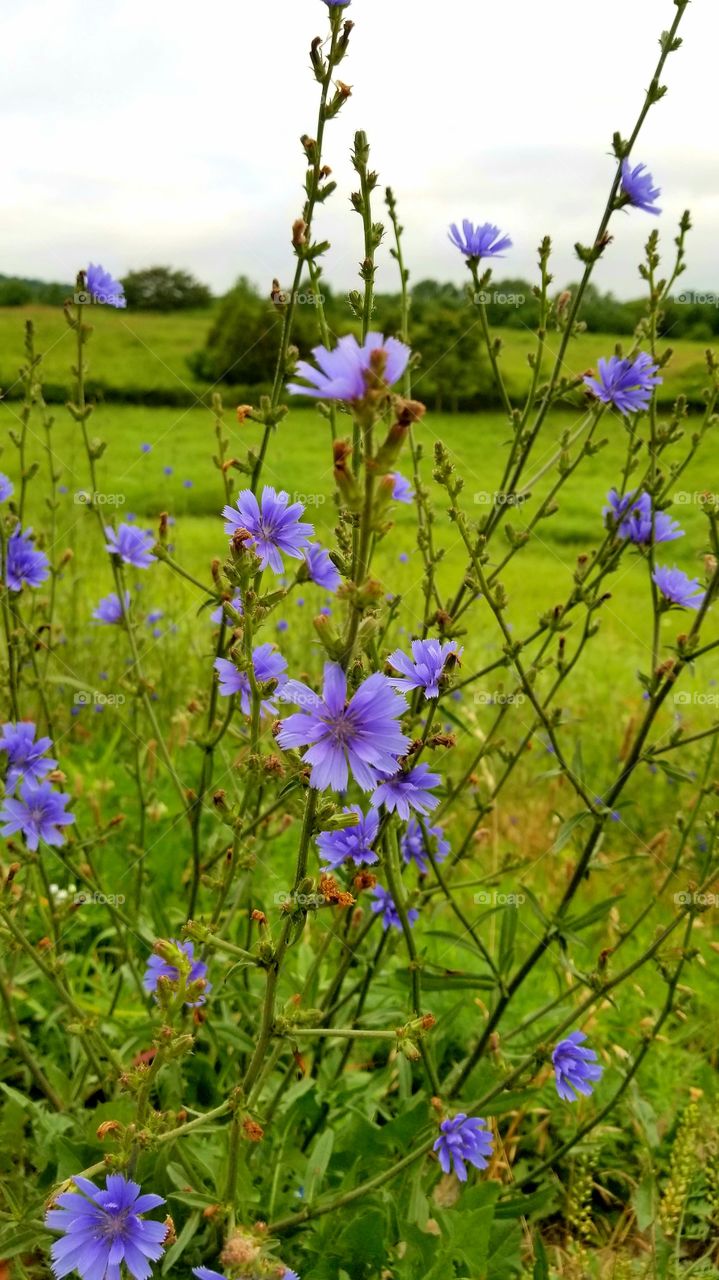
[{"xmin": 1, "ymin": 1, "xmax": 719, "ymax": 1278}]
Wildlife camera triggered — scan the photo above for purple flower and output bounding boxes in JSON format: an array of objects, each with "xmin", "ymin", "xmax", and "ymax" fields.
[
  {"xmin": 605, "ymin": 489, "xmax": 683, "ymax": 544},
  {"xmin": 5, "ymin": 526, "xmax": 49, "ymax": 590},
  {"xmin": 390, "ymin": 473, "xmax": 414, "ymax": 504},
  {"xmin": 304, "ymin": 544, "xmax": 341, "ymax": 592},
  {"xmin": 183, "ymin": 480, "xmax": 193, "ymax": 489},
  {"xmin": 105, "ymin": 524, "xmax": 156, "ymax": 569},
  {"xmin": 371, "ymin": 884, "xmax": 418, "ymax": 932},
  {"xmin": 324, "ymin": 0, "xmax": 350, "ymax": 6},
  {"xmin": 140, "ymin": 443, "xmax": 152, "ymax": 453},
  {"xmin": 448, "ymin": 221, "xmax": 512, "ymax": 260},
  {"xmin": 214, "ymin": 643, "xmax": 288, "ymax": 716},
  {"xmin": 146, "ymin": 609, "xmax": 163, "ymax": 625},
  {"xmin": 372, "ymin": 763, "xmax": 440, "ymax": 820},
  {"xmin": 92, "ymin": 591, "xmax": 131, "ymax": 625},
  {"xmin": 317, "ymin": 805, "xmax": 380, "ymax": 869},
  {"xmin": 144, "ymin": 939, "xmax": 211, "ymax": 1007},
  {"xmin": 387, "ymin": 639, "xmax": 463, "ymax": 699},
  {"xmin": 0, "ymin": 473, "xmax": 13, "ymax": 502},
  {"xmin": 620, "ymin": 159, "xmax": 661, "ymax": 215},
  {"xmin": 401, "ymin": 818, "xmax": 450, "ymax": 874},
  {"xmin": 433, "ymin": 1114, "xmax": 493, "ymax": 1181},
  {"xmin": 652, "ymin": 565, "xmax": 706, "ymax": 610},
  {"xmin": 287, "ymin": 333, "xmax": 411, "ymax": 402},
  {"xmin": 552, "ymin": 1031, "xmax": 603, "ymax": 1102},
  {"xmin": 0, "ymin": 722, "xmax": 57, "ymax": 788},
  {"xmin": 193, "ymin": 1271, "xmax": 227, "ymax": 1280},
  {"xmin": 223, "ymin": 487, "xmax": 314, "ymax": 573},
  {"xmin": 163, "ymin": 466, "xmax": 173, "ymax": 477},
  {"xmin": 278, "ymin": 663, "xmax": 410, "ymax": 793},
  {"xmin": 86, "ymin": 264, "xmax": 126, "ymax": 308},
  {"xmin": 0, "ymin": 779, "xmax": 75, "ymax": 851},
  {"xmin": 583, "ymin": 353, "xmax": 661, "ymax": 416},
  {"xmin": 45, "ymin": 1173, "xmax": 166, "ymax": 1280},
  {"xmin": 210, "ymin": 593, "xmax": 243, "ymax": 625}
]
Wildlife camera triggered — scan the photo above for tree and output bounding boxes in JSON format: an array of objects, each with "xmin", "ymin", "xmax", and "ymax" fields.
[{"xmin": 121, "ymin": 267, "xmax": 212, "ymax": 311}]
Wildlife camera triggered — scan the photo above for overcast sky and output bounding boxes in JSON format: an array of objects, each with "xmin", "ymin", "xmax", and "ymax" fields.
[{"xmin": 3, "ymin": 0, "xmax": 717, "ymax": 298}]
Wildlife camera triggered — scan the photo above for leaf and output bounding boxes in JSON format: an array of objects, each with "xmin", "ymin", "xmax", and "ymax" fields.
[
  {"xmin": 162, "ymin": 1211, "xmax": 200, "ymax": 1272},
  {"xmin": 551, "ymin": 809, "xmax": 592, "ymax": 853},
  {"xmin": 532, "ymin": 1231, "xmax": 550, "ymax": 1280},
  {"xmin": 305, "ymin": 1128, "xmax": 334, "ymax": 1202},
  {"xmin": 563, "ymin": 895, "xmax": 624, "ymax": 933}
]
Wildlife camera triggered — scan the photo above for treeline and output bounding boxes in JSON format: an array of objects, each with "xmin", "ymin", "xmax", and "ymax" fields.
[{"xmin": 0, "ymin": 267, "xmax": 212, "ymax": 311}]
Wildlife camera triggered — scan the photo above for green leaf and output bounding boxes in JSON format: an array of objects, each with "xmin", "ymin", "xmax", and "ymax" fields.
[
  {"xmin": 305, "ymin": 1127, "xmax": 334, "ymax": 1202},
  {"xmin": 551, "ymin": 809, "xmax": 592, "ymax": 853}
]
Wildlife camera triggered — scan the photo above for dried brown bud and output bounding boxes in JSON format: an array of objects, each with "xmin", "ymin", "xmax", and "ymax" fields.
[
  {"xmin": 236, "ymin": 404, "xmax": 253, "ymax": 423},
  {"xmin": 292, "ymin": 219, "xmax": 307, "ymax": 248},
  {"xmin": 242, "ymin": 1118, "xmax": 264, "ymax": 1143}
]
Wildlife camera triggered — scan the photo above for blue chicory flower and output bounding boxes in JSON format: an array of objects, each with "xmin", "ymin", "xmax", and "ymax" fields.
[
  {"xmin": 0, "ymin": 779, "xmax": 75, "ymax": 851},
  {"xmin": 401, "ymin": 818, "xmax": 450, "ymax": 873},
  {"xmin": 583, "ymin": 353, "xmax": 661, "ymax": 415},
  {"xmin": 143, "ymin": 939, "xmax": 211, "ymax": 1007},
  {"xmin": 0, "ymin": 473, "xmax": 13, "ymax": 502},
  {"xmin": 45, "ymin": 1173, "xmax": 166, "ymax": 1280},
  {"xmin": 104, "ymin": 524, "xmax": 156, "ymax": 569},
  {"xmin": 223, "ymin": 487, "xmax": 314, "ymax": 573},
  {"xmin": 0, "ymin": 722, "xmax": 57, "ymax": 788},
  {"xmin": 372, "ymin": 763, "xmax": 441, "ymax": 820},
  {"xmin": 387, "ymin": 639, "xmax": 463, "ymax": 699},
  {"xmin": 287, "ymin": 333, "xmax": 411, "ymax": 402},
  {"xmin": 214, "ymin": 644, "xmax": 288, "ymax": 716},
  {"xmin": 391, "ymin": 473, "xmax": 414, "ymax": 504},
  {"xmin": 620, "ymin": 159, "xmax": 661, "ymax": 215},
  {"xmin": 86, "ymin": 264, "xmax": 126, "ymax": 308},
  {"xmin": 5, "ymin": 526, "xmax": 50, "ymax": 590},
  {"xmin": 433, "ymin": 1114, "xmax": 494, "ymax": 1181},
  {"xmin": 448, "ymin": 221, "xmax": 512, "ymax": 260},
  {"xmin": 92, "ymin": 591, "xmax": 131, "ymax": 625},
  {"xmin": 278, "ymin": 662, "xmax": 410, "ymax": 793},
  {"xmin": 552, "ymin": 1031, "xmax": 603, "ymax": 1102},
  {"xmin": 370, "ymin": 884, "xmax": 418, "ymax": 932},
  {"xmin": 604, "ymin": 489, "xmax": 683, "ymax": 544},
  {"xmin": 210, "ymin": 593, "xmax": 244, "ymax": 625},
  {"xmin": 317, "ymin": 805, "xmax": 380, "ymax": 868},
  {"xmin": 652, "ymin": 565, "xmax": 706, "ymax": 610},
  {"xmin": 304, "ymin": 544, "xmax": 341, "ymax": 592}
]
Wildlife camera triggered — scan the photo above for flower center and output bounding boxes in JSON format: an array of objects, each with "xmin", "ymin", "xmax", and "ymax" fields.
[{"xmin": 100, "ymin": 1203, "xmax": 130, "ymax": 1241}]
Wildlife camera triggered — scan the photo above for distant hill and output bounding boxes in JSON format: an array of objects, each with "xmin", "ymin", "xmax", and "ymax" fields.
[{"xmin": 0, "ymin": 274, "xmax": 72, "ymax": 306}]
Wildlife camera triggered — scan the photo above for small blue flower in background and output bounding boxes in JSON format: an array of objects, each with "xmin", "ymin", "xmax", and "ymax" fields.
[
  {"xmin": 146, "ymin": 609, "xmax": 163, "ymax": 625},
  {"xmin": 401, "ymin": 818, "xmax": 450, "ymax": 873},
  {"xmin": 92, "ymin": 591, "xmax": 130, "ymax": 625},
  {"xmin": 433, "ymin": 1114, "xmax": 493, "ymax": 1180},
  {"xmin": 183, "ymin": 479, "xmax": 193, "ymax": 489},
  {"xmin": 448, "ymin": 221, "xmax": 512, "ymax": 261},
  {"xmin": 45, "ymin": 1173, "xmax": 166, "ymax": 1280},
  {"xmin": 287, "ymin": 333, "xmax": 411, "ymax": 402},
  {"xmin": 215, "ymin": 643, "xmax": 288, "ymax": 717},
  {"xmin": 620, "ymin": 159, "xmax": 661, "ymax": 215},
  {"xmin": 652, "ymin": 565, "xmax": 706, "ymax": 610},
  {"xmin": 210, "ymin": 593, "xmax": 244, "ymax": 625},
  {"xmin": 387, "ymin": 638, "xmax": 463, "ymax": 699},
  {"xmin": 143, "ymin": 939, "xmax": 211, "ymax": 1007},
  {"xmin": 373, "ymin": 763, "xmax": 441, "ymax": 820},
  {"xmin": 0, "ymin": 473, "xmax": 14, "ymax": 502},
  {"xmin": 0, "ymin": 722, "xmax": 57, "ymax": 788},
  {"xmin": 391, "ymin": 473, "xmax": 414, "ymax": 504},
  {"xmin": 584, "ymin": 353, "xmax": 661, "ymax": 415},
  {"xmin": 304, "ymin": 543, "xmax": 341, "ymax": 592},
  {"xmin": 86, "ymin": 263, "xmax": 126, "ymax": 308},
  {"xmin": 277, "ymin": 619, "xmax": 289, "ymax": 633},
  {"xmin": 223, "ymin": 487, "xmax": 314, "ymax": 573},
  {"xmin": 552, "ymin": 1031, "xmax": 603, "ymax": 1101},
  {"xmin": 105, "ymin": 523, "xmax": 156, "ymax": 569},
  {"xmin": 605, "ymin": 489, "xmax": 683, "ymax": 544},
  {"xmin": 317, "ymin": 805, "xmax": 380, "ymax": 868},
  {"xmin": 140, "ymin": 442, "xmax": 152, "ymax": 453},
  {"xmin": 278, "ymin": 662, "xmax": 410, "ymax": 793},
  {"xmin": 398, "ymin": 552, "xmax": 409, "ymax": 564},
  {"xmin": 0, "ymin": 779, "xmax": 75, "ymax": 850},
  {"xmin": 371, "ymin": 884, "xmax": 418, "ymax": 931},
  {"xmin": 5, "ymin": 526, "xmax": 50, "ymax": 590}
]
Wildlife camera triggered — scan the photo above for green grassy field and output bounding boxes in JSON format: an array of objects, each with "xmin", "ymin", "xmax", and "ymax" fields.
[{"xmin": 0, "ymin": 303, "xmax": 715, "ymax": 407}]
